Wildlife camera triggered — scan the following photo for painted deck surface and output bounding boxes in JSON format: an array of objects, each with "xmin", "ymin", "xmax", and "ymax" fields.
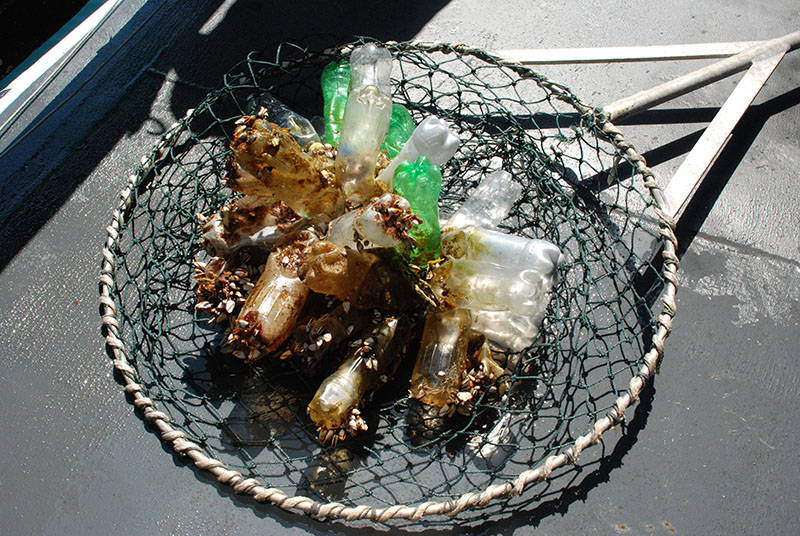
[{"xmin": 0, "ymin": 1, "xmax": 797, "ymax": 534}]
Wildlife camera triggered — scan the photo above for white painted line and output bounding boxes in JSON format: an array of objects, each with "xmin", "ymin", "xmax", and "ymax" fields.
[{"xmin": 493, "ymin": 42, "xmax": 762, "ymax": 64}]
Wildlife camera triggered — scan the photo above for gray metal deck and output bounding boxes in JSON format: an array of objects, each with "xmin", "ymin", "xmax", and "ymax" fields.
[{"xmin": 1, "ymin": 1, "xmax": 797, "ymax": 534}]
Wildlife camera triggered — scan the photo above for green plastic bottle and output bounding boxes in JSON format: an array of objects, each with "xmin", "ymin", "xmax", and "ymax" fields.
[
  {"xmin": 321, "ymin": 60, "xmax": 352, "ymax": 145},
  {"xmin": 380, "ymin": 104, "xmax": 414, "ymax": 158},
  {"xmin": 392, "ymin": 155, "xmax": 442, "ymax": 263}
]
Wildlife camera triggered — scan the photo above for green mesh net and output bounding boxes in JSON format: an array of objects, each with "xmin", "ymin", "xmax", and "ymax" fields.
[{"xmin": 99, "ymin": 39, "xmax": 677, "ymax": 521}]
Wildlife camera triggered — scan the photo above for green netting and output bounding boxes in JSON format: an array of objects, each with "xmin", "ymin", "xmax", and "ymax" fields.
[{"xmin": 99, "ymin": 39, "xmax": 676, "ymax": 521}]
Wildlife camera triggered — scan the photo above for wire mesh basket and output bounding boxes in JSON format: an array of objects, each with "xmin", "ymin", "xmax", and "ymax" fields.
[{"xmin": 99, "ymin": 39, "xmax": 678, "ymax": 522}]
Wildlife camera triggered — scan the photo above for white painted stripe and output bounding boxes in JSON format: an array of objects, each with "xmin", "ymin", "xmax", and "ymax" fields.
[{"xmin": 493, "ymin": 42, "xmax": 761, "ymax": 64}]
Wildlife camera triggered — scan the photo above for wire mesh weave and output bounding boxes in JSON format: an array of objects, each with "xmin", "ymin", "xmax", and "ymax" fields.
[{"xmin": 99, "ymin": 39, "xmax": 678, "ymax": 521}]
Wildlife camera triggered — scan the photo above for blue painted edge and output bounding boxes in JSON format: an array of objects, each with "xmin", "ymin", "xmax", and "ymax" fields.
[{"xmin": 0, "ymin": 0, "xmax": 108, "ymax": 92}]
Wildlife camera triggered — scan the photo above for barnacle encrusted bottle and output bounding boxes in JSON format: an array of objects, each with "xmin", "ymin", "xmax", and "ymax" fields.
[
  {"xmin": 321, "ymin": 60, "xmax": 352, "ymax": 145},
  {"xmin": 225, "ymin": 117, "xmax": 344, "ymax": 221},
  {"xmin": 409, "ymin": 308, "xmax": 472, "ymax": 407},
  {"xmin": 308, "ymin": 316, "xmax": 411, "ymax": 443},
  {"xmin": 392, "ymin": 155, "xmax": 443, "ymax": 263},
  {"xmin": 325, "ymin": 193, "xmax": 420, "ymax": 251},
  {"xmin": 376, "ymin": 115, "xmax": 459, "ymax": 191},
  {"xmin": 225, "ymin": 231, "xmax": 316, "ymax": 360}
]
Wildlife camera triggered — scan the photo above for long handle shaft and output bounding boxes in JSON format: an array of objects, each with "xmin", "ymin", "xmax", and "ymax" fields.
[{"xmin": 601, "ymin": 29, "xmax": 800, "ymax": 122}]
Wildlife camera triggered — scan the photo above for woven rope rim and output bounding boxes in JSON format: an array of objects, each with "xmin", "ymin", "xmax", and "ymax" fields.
[{"xmin": 98, "ymin": 40, "xmax": 679, "ymax": 522}]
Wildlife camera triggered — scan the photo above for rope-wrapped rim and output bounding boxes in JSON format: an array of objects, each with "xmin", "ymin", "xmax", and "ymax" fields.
[{"xmin": 98, "ymin": 39, "xmax": 678, "ymax": 522}]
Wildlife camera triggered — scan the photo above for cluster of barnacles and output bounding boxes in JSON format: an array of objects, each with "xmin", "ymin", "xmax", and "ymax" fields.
[
  {"xmin": 317, "ymin": 407, "xmax": 368, "ymax": 445},
  {"xmin": 450, "ymin": 334, "xmax": 511, "ymax": 416},
  {"xmin": 362, "ymin": 194, "xmax": 422, "ymax": 249},
  {"xmin": 193, "ymin": 255, "xmax": 260, "ymax": 325},
  {"xmin": 189, "ymin": 46, "xmax": 559, "ymax": 448},
  {"xmin": 280, "ymin": 301, "xmax": 375, "ymax": 370},
  {"xmin": 190, "ymin": 113, "xmax": 517, "ymax": 447}
]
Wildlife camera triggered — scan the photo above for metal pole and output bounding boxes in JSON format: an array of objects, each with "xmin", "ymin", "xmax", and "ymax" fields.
[
  {"xmin": 660, "ymin": 51, "xmax": 787, "ymax": 220},
  {"xmin": 601, "ymin": 29, "xmax": 800, "ymax": 122}
]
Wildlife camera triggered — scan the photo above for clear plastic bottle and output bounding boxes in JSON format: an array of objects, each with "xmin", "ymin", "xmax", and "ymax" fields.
[
  {"xmin": 349, "ymin": 43, "xmax": 392, "ymax": 94},
  {"xmin": 442, "ymin": 225, "xmax": 564, "ymax": 280},
  {"xmin": 335, "ymin": 85, "xmax": 393, "ymax": 204},
  {"xmin": 444, "ymin": 170, "xmax": 522, "ymax": 230},
  {"xmin": 375, "ymin": 115, "xmax": 459, "ymax": 191},
  {"xmin": 409, "ymin": 308, "xmax": 472, "ymax": 407}
]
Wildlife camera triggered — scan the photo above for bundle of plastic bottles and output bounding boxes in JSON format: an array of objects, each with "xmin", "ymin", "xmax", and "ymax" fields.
[{"xmin": 193, "ymin": 43, "xmax": 564, "ymax": 445}]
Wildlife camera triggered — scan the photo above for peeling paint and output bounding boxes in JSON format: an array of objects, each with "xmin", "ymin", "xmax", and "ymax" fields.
[{"xmin": 682, "ymin": 236, "xmax": 800, "ymax": 327}]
